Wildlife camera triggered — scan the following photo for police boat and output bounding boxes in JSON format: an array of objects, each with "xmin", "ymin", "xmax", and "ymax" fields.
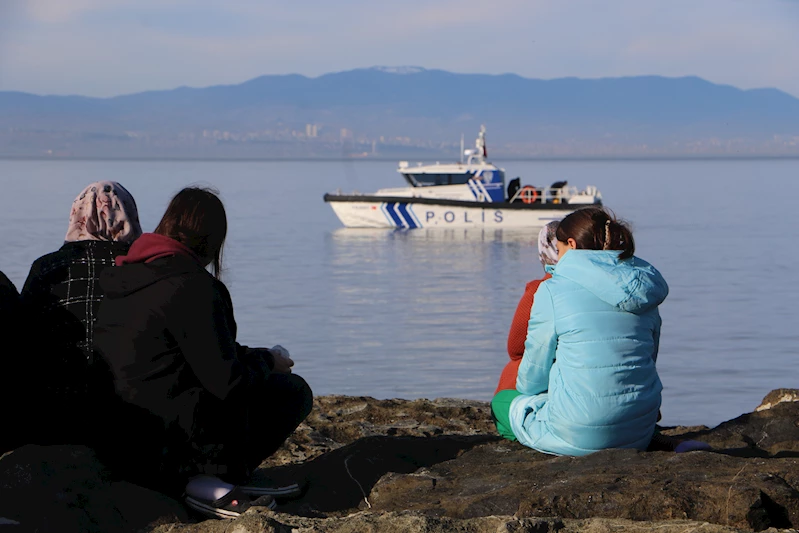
[{"xmin": 323, "ymin": 126, "xmax": 602, "ymax": 229}]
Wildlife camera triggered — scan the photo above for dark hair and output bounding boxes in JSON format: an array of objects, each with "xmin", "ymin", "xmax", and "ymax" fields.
[
  {"xmin": 555, "ymin": 207, "xmax": 635, "ymax": 260},
  {"xmin": 154, "ymin": 187, "xmax": 227, "ymax": 278}
]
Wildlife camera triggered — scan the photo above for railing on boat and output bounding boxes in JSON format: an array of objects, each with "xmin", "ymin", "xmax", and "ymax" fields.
[{"xmin": 508, "ymin": 185, "xmax": 598, "ymax": 205}]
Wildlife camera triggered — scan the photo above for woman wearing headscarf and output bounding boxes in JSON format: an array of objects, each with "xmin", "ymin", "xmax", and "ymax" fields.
[
  {"xmin": 494, "ymin": 221, "xmax": 560, "ymax": 395},
  {"xmin": 20, "ymin": 181, "xmax": 141, "ymax": 445},
  {"xmin": 492, "ymin": 221, "xmax": 559, "ymax": 439},
  {"xmin": 494, "ymin": 207, "xmax": 668, "ymax": 455}
]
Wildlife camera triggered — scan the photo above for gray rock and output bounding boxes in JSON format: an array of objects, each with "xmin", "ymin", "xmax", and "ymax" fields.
[{"xmin": 6, "ymin": 390, "xmax": 799, "ymax": 532}]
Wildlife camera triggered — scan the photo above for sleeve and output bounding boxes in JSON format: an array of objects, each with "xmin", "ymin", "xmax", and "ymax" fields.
[
  {"xmin": 20, "ymin": 259, "xmax": 59, "ymax": 323},
  {"xmin": 237, "ymin": 344, "xmax": 276, "ymax": 371},
  {"xmin": 0, "ymin": 271, "xmax": 18, "ymax": 298},
  {"xmin": 651, "ymin": 310, "xmax": 662, "ymax": 364},
  {"xmin": 20, "ymin": 260, "xmax": 44, "ymax": 303},
  {"xmin": 506, "ymin": 279, "xmax": 542, "ymax": 361},
  {"xmin": 0, "ymin": 270, "xmax": 20, "ymax": 326},
  {"xmin": 516, "ymin": 282, "xmax": 557, "ymax": 396},
  {"xmin": 168, "ymin": 276, "xmax": 266, "ymax": 401},
  {"xmin": 19, "ymin": 259, "xmax": 59, "ymax": 340}
]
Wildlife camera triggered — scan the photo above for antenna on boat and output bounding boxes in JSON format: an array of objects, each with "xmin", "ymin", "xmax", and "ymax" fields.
[
  {"xmin": 460, "ymin": 134, "xmax": 464, "ymax": 164},
  {"xmin": 477, "ymin": 125, "xmax": 487, "ymax": 159}
]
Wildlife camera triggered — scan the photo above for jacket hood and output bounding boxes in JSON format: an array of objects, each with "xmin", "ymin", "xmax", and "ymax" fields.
[
  {"xmin": 115, "ymin": 233, "xmax": 202, "ymax": 267},
  {"xmin": 554, "ymin": 250, "xmax": 668, "ymax": 312},
  {"xmin": 101, "ymin": 233, "xmax": 206, "ymax": 298}
]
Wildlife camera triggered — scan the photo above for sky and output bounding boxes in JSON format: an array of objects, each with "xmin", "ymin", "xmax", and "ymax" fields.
[{"xmin": 0, "ymin": 0, "xmax": 797, "ymax": 98}]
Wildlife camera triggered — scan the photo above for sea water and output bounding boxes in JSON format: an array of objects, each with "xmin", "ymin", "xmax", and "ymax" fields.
[{"xmin": 1, "ymin": 157, "xmax": 797, "ymax": 427}]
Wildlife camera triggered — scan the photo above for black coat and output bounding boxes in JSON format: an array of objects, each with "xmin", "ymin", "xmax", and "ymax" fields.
[
  {"xmin": 0, "ymin": 270, "xmax": 19, "ymax": 326},
  {"xmin": 0, "ymin": 271, "xmax": 22, "ymax": 452},
  {"xmin": 94, "ymin": 254, "xmax": 268, "ymax": 446},
  {"xmin": 22, "ymin": 240, "xmax": 132, "ymax": 365},
  {"xmin": 16, "ymin": 240, "xmax": 131, "ymax": 445}
]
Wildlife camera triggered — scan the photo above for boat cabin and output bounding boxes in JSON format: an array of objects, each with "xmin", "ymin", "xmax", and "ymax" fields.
[
  {"xmin": 398, "ymin": 164, "xmax": 506, "ymax": 188},
  {"xmin": 395, "ymin": 126, "xmax": 507, "ymax": 202}
]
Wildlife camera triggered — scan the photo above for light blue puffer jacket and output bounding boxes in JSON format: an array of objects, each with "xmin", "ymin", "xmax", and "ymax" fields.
[{"xmin": 509, "ymin": 249, "xmax": 668, "ymax": 456}]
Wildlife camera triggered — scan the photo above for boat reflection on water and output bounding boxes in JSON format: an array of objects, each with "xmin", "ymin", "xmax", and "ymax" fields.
[
  {"xmin": 322, "ymin": 224, "xmax": 543, "ymax": 400},
  {"xmin": 329, "ymin": 226, "xmax": 540, "ymax": 245}
]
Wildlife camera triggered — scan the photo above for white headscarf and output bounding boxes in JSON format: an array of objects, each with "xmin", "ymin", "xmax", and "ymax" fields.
[
  {"xmin": 537, "ymin": 221, "xmax": 560, "ymax": 268},
  {"xmin": 64, "ymin": 181, "xmax": 142, "ymax": 243}
]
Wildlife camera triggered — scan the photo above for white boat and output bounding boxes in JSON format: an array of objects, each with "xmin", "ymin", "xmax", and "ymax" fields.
[{"xmin": 324, "ymin": 126, "xmax": 602, "ymax": 229}]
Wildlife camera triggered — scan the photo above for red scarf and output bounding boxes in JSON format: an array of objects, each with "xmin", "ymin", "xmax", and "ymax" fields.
[{"xmin": 115, "ymin": 233, "xmax": 203, "ymax": 266}]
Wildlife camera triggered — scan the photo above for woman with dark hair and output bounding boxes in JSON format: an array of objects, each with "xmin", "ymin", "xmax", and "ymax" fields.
[
  {"xmin": 94, "ymin": 187, "xmax": 313, "ymax": 519},
  {"xmin": 492, "ymin": 207, "xmax": 669, "ymax": 456},
  {"xmin": 20, "ymin": 181, "xmax": 141, "ymax": 445}
]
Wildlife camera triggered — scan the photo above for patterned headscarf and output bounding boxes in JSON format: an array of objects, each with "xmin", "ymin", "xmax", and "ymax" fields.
[
  {"xmin": 538, "ymin": 221, "xmax": 560, "ymax": 267},
  {"xmin": 64, "ymin": 181, "xmax": 142, "ymax": 243}
]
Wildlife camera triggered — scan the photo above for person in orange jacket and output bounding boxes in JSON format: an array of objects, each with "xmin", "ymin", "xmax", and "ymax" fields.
[{"xmin": 494, "ymin": 221, "xmax": 559, "ymax": 394}]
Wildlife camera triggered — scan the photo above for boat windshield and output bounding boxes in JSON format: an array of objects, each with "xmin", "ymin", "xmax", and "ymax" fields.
[{"xmin": 403, "ymin": 172, "xmax": 477, "ymax": 187}]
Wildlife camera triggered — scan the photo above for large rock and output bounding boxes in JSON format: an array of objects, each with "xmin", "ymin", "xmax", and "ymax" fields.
[
  {"xmin": 0, "ymin": 444, "xmax": 187, "ymax": 532},
  {"xmin": 5, "ymin": 391, "xmax": 799, "ymax": 532},
  {"xmin": 150, "ymin": 511, "xmax": 746, "ymax": 533},
  {"xmin": 260, "ymin": 396, "xmax": 497, "ymax": 467}
]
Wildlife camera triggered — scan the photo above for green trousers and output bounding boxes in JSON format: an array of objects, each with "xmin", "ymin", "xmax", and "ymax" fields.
[{"xmin": 491, "ymin": 389, "xmax": 521, "ymax": 442}]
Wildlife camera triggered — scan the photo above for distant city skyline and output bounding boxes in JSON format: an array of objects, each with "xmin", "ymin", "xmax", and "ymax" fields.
[{"xmin": 0, "ymin": 0, "xmax": 797, "ymax": 98}]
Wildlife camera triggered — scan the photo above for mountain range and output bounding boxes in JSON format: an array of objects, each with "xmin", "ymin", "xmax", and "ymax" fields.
[{"xmin": 1, "ymin": 67, "xmax": 798, "ymax": 158}]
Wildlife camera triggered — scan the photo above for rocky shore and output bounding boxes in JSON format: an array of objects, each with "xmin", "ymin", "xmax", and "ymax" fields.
[{"xmin": 3, "ymin": 389, "xmax": 799, "ymax": 532}]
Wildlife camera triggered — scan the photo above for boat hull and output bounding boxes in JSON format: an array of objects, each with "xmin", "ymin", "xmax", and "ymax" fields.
[{"xmin": 324, "ymin": 194, "xmax": 597, "ymax": 229}]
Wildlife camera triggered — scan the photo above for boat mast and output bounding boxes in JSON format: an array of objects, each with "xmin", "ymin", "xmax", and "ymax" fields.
[
  {"xmin": 460, "ymin": 134, "xmax": 464, "ymax": 164},
  {"xmin": 475, "ymin": 125, "xmax": 487, "ymax": 161}
]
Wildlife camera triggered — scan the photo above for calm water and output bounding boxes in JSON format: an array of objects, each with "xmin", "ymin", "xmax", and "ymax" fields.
[{"xmin": 1, "ymin": 157, "xmax": 798, "ymax": 428}]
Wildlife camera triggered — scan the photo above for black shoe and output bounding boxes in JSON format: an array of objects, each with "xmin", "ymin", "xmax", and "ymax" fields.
[
  {"xmin": 647, "ymin": 431, "xmax": 678, "ymax": 452},
  {"xmin": 241, "ymin": 480, "xmax": 304, "ymax": 499}
]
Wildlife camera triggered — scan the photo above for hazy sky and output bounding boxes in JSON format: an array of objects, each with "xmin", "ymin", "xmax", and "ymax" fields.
[{"xmin": 0, "ymin": 0, "xmax": 797, "ymax": 98}]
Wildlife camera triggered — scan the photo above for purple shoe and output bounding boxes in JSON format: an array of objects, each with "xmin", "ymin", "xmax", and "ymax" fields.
[{"xmin": 674, "ymin": 440, "xmax": 712, "ymax": 453}]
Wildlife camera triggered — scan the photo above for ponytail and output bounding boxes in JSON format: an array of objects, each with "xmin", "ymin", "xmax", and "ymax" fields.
[
  {"xmin": 604, "ymin": 218, "xmax": 635, "ymax": 260},
  {"xmin": 556, "ymin": 207, "xmax": 635, "ymax": 260}
]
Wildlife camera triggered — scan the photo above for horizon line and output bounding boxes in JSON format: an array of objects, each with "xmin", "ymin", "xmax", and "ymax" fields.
[{"xmin": 2, "ymin": 154, "xmax": 798, "ymax": 164}]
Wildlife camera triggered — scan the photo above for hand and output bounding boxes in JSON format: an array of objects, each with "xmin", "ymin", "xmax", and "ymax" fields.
[
  {"xmin": 243, "ymin": 347, "xmax": 274, "ymax": 374},
  {"xmin": 270, "ymin": 345, "xmax": 294, "ymax": 374}
]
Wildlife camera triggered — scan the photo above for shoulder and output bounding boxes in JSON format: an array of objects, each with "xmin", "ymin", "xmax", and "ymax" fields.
[
  {"xmin": 160, "ymin": 260, "xmax": 229, "ymax": 304},
  {"xmin": 543, "ymin": 271, "xmax": 578, "ymax": 292},
  {"xmin": 177, "ymin": 272, "xmax": 229, "ymax": 298},
  {"xmin": 70, "ymin": 240, "xmax": 131, "ymax": 260},
  {"xmin": 91, "ymin": 240, "xmax": 131, "ymax": 254},
  {"xmin": 29, "ymin": 246, "xmax": 69, "ymax": 272},
  {"xmin": 523, "ymin": 274, "xmax": 550, "ymax": 294},
  {"xmin": 0, "ymin": 271, "xmax": 18, "ymax": 299},
  {"xmin": 24, "ymin": 247, "xmax": 73, "ymax": 292},
  {"xmin": 32, "ymin": 241, "xmax": 130, "ymax": 269},
  {"xmin": 100, "ymin": 255, "xmax": 211, "ymax": 300},
  {"xmin": 533, "ymin": 278, "xmax": 555, "ymax": 300},
  {"xmin": 211, "ymin": 277, "xmax": 232, "ymax": 301},
  {"xmin": 537, "ymin": 274, "xmax": 583, "ymax": 312},
  {"xmin": 158, "ymin": 269, "xmax": 234, "ymax": 323}
]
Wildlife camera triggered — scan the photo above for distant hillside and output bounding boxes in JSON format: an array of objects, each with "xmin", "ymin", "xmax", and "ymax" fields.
[{"xmin": 1, "ymin": 67, "xmax": 798, "ymax": 158}]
